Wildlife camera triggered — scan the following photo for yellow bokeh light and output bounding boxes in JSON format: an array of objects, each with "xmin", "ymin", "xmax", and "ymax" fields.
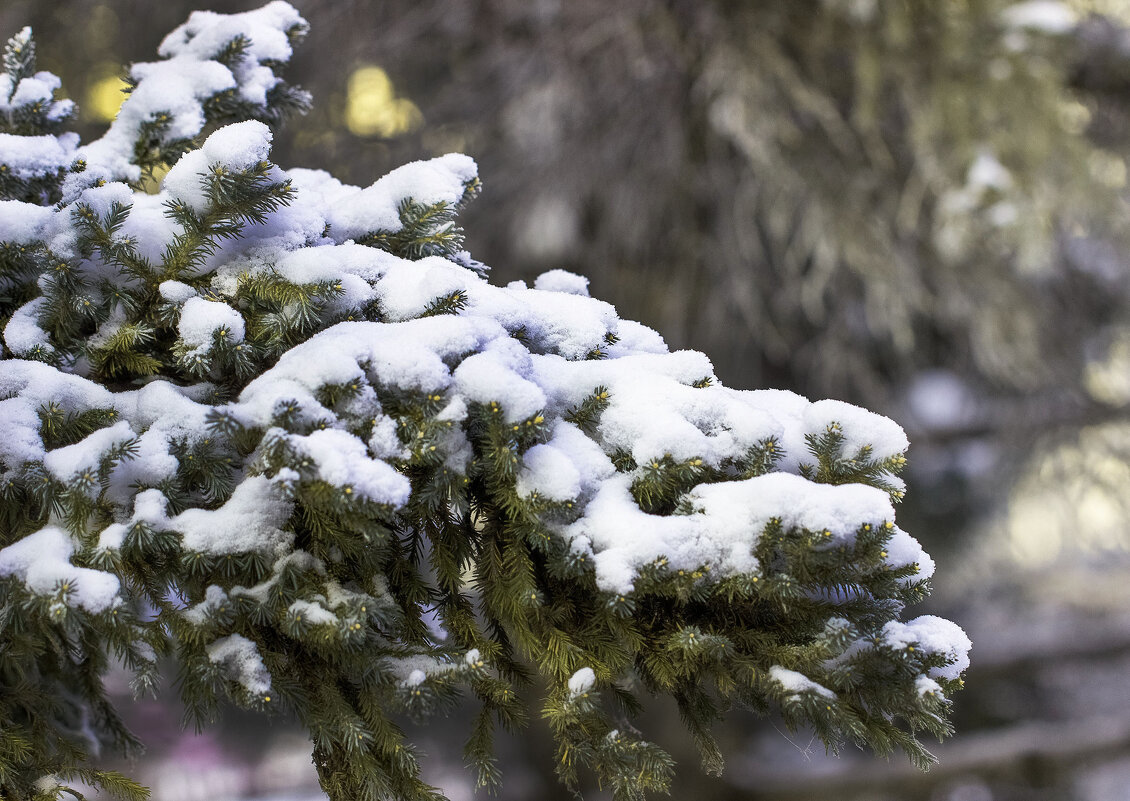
[
  {"xmin": 86, "ymin": 73, "xmax": 129, "ymax": 123},
  {"xmin": 345, "ymin": 65, "xmax": 423, "ymax": 139}
]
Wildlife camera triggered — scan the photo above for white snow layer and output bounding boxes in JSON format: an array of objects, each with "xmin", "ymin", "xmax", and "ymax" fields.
[
  {"xmin": 0, "ymin": 104, "xmax": 966, "ymax": 687},
  {"xmin": 207, "ymin": 633, "xmax": 272, "ymax": 695},
  {"xmin": 293, "ymin": 153, "xmax": 477, "ymax": 241},
  {"xmin": 177, "ymin": 296, "xmax": 247, "ymax": 350},
  {"xmin": 770, "ymin": 666, "xmax": 835, "ymax": 699},
  {"xmin": 882, "ymin": 616, "xmax": 972, "ymax": 681},
  {"xmin": 4, "ymin": 298, "xmax": 53, "ymax": 357},
  {"xmin": 568, "ymin": 667, "xmax": 596, "ymax": 696},
  {"xmin": 0, "ymin": 526, "xmax": 121, "ymax": 613},
  {"xmin": 173, "ymin": 475, "xmax": 294, "ymax": 556},
  {"xmin": 76, "ymin": 2, "xmax": 307, "ymax": 186},
  {"xmin": 0, "ymin": 132, "xmax": 77, "ymax": 179},
  {"xmin": 534, "ymin": 269, "xmax": 590, "ymax": 296},
  {"xmin": 164, "ymin": 121, "xmax": 276, "ymax": 214},
  {"xmin": 0, "ymin": 199, "xmax": 54, "ymax": 244},
  {"xmin": 0, "ymin": 51, "xmax": 75, "ymax": 125},
  {"xmin": 563, "ymin": 472, "xmax": 904, "ymax": 595}
]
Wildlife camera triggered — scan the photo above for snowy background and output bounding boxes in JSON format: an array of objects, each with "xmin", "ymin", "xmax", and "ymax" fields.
[{"xmin": 5, "ymin": 0, "xmax": 1130, "ymax": 799}]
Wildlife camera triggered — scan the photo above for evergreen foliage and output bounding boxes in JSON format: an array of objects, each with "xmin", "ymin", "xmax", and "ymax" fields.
[{"xmin": 0, "ymin": 6, "xmax": 970, "ymax": 801}]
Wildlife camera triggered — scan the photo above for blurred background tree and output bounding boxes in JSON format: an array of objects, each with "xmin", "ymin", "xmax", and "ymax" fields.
[{"xmin": 6, "ymin": 1, "xmax": 1130, "ymax": 799}]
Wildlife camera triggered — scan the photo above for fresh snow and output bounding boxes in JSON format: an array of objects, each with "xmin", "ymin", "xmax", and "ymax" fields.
[
  {"xmin": 0, "ymin": 33, "xmax": 75, "ymax": 126},
  {"xmin": 0, "ymin": 132, "xmax": 77, "ymax": 180},
  {"xmin": 3, "ymin": 297, "xmax": 53, "ymax": 357},
  {"xmin": 173, "ymin": 475, "xmax": 294, "ymax": 556},
  {"xmin": 283, "ymin": 428, "xmax": 411, "ymax": 507},
  {"xmin": 302, "ymin": 153, "xmax": 477, "ymax": 241},
  {"xmin": 177, "ymin": 296, "xmax": 247, "ymax": 351},
  {"xmin": 568, "ymin": 667, "xmax": 596, "ymax": 696},
  {"xmin": 207, "ymin": 633, "xmax": 272, "ymax": 695},
  {"xmin": 882, "ymin": 616, "xmax": 973, "ymax": 680},
  {"xmin": 802, "ymin": 399, "xmax": 909, "ymax": 461},
  {"xmin": 159, "ymin": 281, "xmax": 199, "ymax": 303},
  {"xmin": 770, "ymin": 665, "xmax": 836, "ymax": 699},
  {"xmin": 288, "ymin": 599, "xmax": 337, "ymax": 626},
  {"xmin": 564, "ymin": 472, "xmax": 903, "ymax": 595},
  {"xmin": 42, "ymin": 420, "xmax": 135, "ymax": 485},
  {"xmin": 0, "ymin": 526, "xmax": 121, "ymax": 613},
  {"xmin": 516, "ymin": 421, "xmax": 615, "ymax": 501},
  {"xmin": 75, "ymin": 4, "xmax": 309, "ymax": 188},
  {"xmin": 158, "ymin": 2, "xmax": 305, "ymax": 107},
  {"xmin": 0, "ymin": 199, "xmax": 54, "ymax": 243},
  {"xmin": 0, "ymin": 52, "xmax": 970, "ymax": 705},
  {"xmin": 0, "ymin": 115, "xmax": 927, "ymax": 599},
  {"xmin": 533, "ymin": 269, "xmax": 590, "ymax": 296}
]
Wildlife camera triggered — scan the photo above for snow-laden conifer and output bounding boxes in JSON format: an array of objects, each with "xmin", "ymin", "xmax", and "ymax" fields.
[{"xmin": 0, "ymin": 6, "xmax": 970, "ymax": 801}]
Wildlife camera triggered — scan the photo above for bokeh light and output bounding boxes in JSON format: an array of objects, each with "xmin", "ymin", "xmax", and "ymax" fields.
[
  {"xmin": 344, "ymin": 65, "xmax": 422, "ymax": 139},
  {"xmin": 84, "ymin": 70, "xmax": 128, "ymax": 123}
]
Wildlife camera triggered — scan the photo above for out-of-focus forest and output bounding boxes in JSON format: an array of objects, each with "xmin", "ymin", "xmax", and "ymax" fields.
[{"xmin": 5, "ymin": 0, "xmax": 1130, "ymax": 799}]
